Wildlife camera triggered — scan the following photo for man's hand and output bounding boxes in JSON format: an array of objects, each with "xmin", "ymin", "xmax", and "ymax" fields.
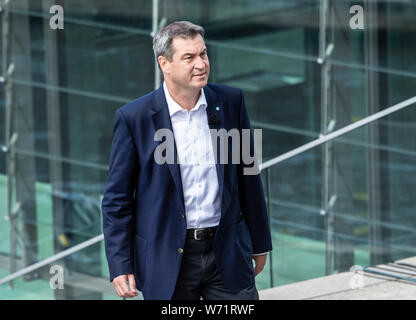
[
  {"xmin": 113, "ymin": 274, "xmax": 138, "ymax": 298},
  {"xmin": 252, "ymin": 253, "xmax": 267, "ymax": 277}
]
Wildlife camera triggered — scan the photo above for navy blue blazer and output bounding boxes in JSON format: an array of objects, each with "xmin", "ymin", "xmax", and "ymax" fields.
[{"xmin": 101, "ymin": 83, "xmax": 273, "ymax": 300}]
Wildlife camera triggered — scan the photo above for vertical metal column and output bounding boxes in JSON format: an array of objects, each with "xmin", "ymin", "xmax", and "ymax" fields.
[
  {"xmin": 42, "ymin": 0, "xmax": 67, "ymax": 299},
  {"xmin": 1, "ymin": 0, "xmax": 18, "ymax": 288},
  {"xmin": 2, "ymin": 0, "xmax": 39, "ymax": 285},
  {"xmin": 11, "ymin": 0, "xmax": 39, "ymax": 280},
  {"xmin": 318, "ymin": 0, "xmax": 335, "ymax": 276},
  {"xmin": 329, "ymin": 0, "xmax": 355, "ymax": 273},
  {"xmin": 152, "ymin": 0, "xmax": 166, "ymax": 90},
  {"xmin": 364, "ymin": 0, "xmax": 385, "ymax": 265},
  {"xmin": 152, "ymin": 0, "xmax": 160, "ymax": 89},
  {"xmin": 43, "ymin": 0, "xmax": 65, "ymax": 251}
]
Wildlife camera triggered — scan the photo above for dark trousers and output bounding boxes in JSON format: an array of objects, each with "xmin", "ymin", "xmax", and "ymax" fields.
[{"xmin": 171, "ymin": 230, "xmax": 259, "ymax": 300}]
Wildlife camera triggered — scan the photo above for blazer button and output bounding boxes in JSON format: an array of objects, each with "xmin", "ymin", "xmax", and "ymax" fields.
[{"xmin": 178, "ymin": 248, "xmax": 184, "ymax": 253}]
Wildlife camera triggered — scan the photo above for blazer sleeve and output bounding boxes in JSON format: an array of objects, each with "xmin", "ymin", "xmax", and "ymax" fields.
[
  {"xmin": 101, "ymin": 109, "xmax": 139, "ymax": 281},
  {"xmin": 237, "ymin": 90, "xmax": 273, "ymax": 255}
]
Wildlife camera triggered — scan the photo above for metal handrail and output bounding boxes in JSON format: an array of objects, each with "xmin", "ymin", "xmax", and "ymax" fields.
[
  {"xmin": 0, "ymin": 96, "xmax": 415, "ymax": 286},
  {"xmin": 0, "ymin": 234, "xmax": 103, "ymax": 286},
  {"xmin": 260, "ymin": 96, "xmax": 416, "ymax": 170}
]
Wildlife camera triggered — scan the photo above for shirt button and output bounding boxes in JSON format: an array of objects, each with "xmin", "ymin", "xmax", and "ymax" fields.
[{"xmin": 178, "ymin": 248, "xmax": 184, "ymax": 253}]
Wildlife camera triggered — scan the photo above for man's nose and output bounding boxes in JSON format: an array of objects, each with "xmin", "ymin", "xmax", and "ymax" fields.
[{"xmin": 194, "ymin": 56, "xmax": 206, "ymax": 69}]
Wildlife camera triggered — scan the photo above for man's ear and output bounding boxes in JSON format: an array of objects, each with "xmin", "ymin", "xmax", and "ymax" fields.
[{"xmin": 158, "ymin": 56, "xmax": 170, "ymax": 75}]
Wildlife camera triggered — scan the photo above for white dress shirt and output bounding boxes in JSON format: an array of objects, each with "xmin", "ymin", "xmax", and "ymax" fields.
[
  {"xmin": 163, "ymin": 83, "xmax": 267, "ymax": 256},
  {"xmin": 163, "ymin": 82, "xmax": 221, "ymax": 229}
]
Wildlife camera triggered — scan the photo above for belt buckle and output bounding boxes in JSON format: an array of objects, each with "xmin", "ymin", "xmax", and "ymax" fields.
[{"xmin": 194, "ymin": 229, "xmax": 201, "ymax": 240}]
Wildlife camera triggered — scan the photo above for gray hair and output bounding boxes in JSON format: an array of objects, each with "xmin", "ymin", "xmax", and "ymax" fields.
[{"xmin": 152, "ymin": 21, "xmax": 205, "ymax": 63}]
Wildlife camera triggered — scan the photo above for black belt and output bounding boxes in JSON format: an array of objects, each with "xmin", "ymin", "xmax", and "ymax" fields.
[{"xmin": 186, "ymin": 226, "xmax": 218, "ymax": 240}]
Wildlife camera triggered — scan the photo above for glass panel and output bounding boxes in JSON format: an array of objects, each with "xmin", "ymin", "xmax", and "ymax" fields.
[
  {"xmin": 243, "ymin": 58, "xmax": 321, "ymax": 162},
  {"xmin": 0, "ymin": 152, "xmax": 105, "ymax": 253},
  {"xmin": 265, "ymin": 146, "xmax": 324, "ymax": 286},
  {"xmin": 10, "ymin": 4, "xmax": 154, "ymax": 100},
  {"xmin": 1, "ymin": 0, "xmax": 416, "ymax": 300},
  {"xmin": 314, "ymin": 1, "xmax": 416, "ymax": 77},
  {"xmin": 265, "ymin": 100, "xmax": 416, "ymax": 286},
  {"xmin": 9, "ymin": 81, "xmax": 124, "ymax": 171},
  {"xmin": 0, "ymin": 148, "xmax": 110, "ymax": 299},
  {"xmin": 0, "ymin": 241, "xmax": 125, "ymax": 300},
  {"xmin": 10, "ymin": 0, "xmax": 153, "ymax": 32}
]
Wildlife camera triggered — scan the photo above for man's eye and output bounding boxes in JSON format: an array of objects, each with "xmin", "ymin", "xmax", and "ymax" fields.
[{"xmin": 185, "ymin": 56, "xmax": 192, "ymax": 60}]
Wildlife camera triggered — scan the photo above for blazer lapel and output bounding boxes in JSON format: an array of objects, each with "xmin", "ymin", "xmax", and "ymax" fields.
[
  {"xmin": 204, "ymin": 85, "xmax": 225, "ymax": 208},
  {"xmin": 152, "ymin": 86, "xmax": 185, "ymax": 213}
]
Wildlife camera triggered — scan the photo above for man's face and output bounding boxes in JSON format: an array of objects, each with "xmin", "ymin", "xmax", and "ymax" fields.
[{"xmin": 161, "ymin": 34, "xmax": 210, "ymax": 91}]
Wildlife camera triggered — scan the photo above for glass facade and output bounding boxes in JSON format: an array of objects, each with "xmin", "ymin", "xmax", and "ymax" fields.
[{"xmin": 0, "ymin": 0, "xmax": 415, "ymax": 299}]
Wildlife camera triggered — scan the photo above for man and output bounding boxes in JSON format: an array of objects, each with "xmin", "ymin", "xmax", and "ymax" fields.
[{"xmin": 101, "ymin": 21, "xmax": 272, "ymax": 300}]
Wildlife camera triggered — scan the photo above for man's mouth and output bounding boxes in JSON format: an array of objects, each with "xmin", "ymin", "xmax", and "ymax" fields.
[{"xmin": 193, "ymin": 72, "xmax": 206, "ymax": 77}]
